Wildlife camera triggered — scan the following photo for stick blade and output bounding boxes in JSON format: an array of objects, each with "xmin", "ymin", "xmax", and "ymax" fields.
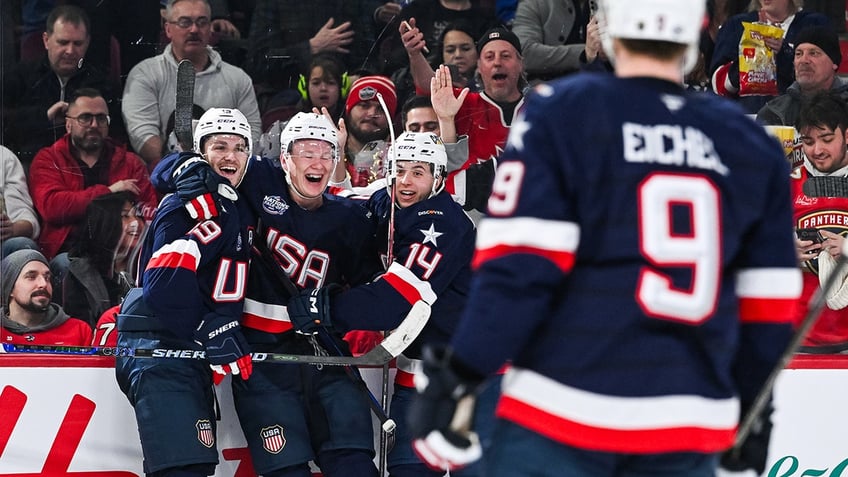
[
  {"xmin": 175, "ymin": 59, "xmax": 196, "ymax": 152},
  {"xmin": 369, "ymin": 300, "xmax": 431, "ymax": 361}
]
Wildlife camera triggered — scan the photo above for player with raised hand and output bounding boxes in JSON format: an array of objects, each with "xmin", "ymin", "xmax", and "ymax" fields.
[
  {"xmin": 406, "ymin": 0, "xmax": 803, "ymax": 475},
  {"xmin": 115, "ymin": 107, "xmax": 253, "ymax": 477}
]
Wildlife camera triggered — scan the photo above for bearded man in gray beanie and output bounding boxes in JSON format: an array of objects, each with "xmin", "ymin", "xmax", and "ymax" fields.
[
  {"xmin": 1, "ymin": 249, "xmax": 91, "ymax": 345},
  {"xmin": 757, "ymin": 25, "xmax": 847, "ymax": 127}
]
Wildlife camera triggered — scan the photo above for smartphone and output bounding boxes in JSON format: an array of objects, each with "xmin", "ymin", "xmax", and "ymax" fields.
[{"xmin": 796, "ymin": 228, "xmax": 824, "ymax": 244}]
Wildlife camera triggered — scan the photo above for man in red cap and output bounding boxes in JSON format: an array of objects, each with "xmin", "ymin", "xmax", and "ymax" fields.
[{"xmin": 338, "ymin": 75, "xmax": 398, "ymax": 187}]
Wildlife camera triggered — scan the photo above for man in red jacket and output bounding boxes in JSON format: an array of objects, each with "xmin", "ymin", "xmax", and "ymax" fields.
[{"xmin": 28, "ymin": 87, "xmax": 157, "ymax": 265}]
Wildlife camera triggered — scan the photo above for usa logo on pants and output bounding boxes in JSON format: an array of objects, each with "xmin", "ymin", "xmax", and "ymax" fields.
[
  {"xmin": 196, "ymin": 420, "xmax": 214, "ymax": 448},
  {"xmin": 261, "ymin": 425, "xmax": 286, "ymax": 454}
]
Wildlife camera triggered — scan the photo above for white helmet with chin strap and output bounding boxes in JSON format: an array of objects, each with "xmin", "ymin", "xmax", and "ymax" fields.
[
  {"xmin": 279, "ymin": 112, "xmax": 340, "ymax": 162},
  {"xmin": 598, "ymin": 0, "xmax": 705, "ymax": 74},
  {"xmin": 193, "ymin": 108, "xmax": 253, "ymax": 155},
  {"xmin": 389, "ymin": 131, "xmax": 448, "ymax": 197}
]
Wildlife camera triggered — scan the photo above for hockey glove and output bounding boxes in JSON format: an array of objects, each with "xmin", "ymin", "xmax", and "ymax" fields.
[
  {"xmin": 287, "ymin": 285, "xmax": 341, "ymax": 334},
  {"xmin": 463, "ymin": 158, "xmax": 496, "ymax": 212},
  {"xmin": 720, "ymin": 401, "xmax": 774, "ymax": 475},
  {"xmin": 172, "ymin": 152, "xmax": 237, "ymax": 221},
  {"xmin": 409, "ymin": 345, "xmax": 484, "ymax": 472},
  {"xmin": 194, "ymin": 313, "xmax": 253, "ymax": 385}
]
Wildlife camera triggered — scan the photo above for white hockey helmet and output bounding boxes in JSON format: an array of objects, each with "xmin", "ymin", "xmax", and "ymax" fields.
[
  {"xmin": 389, "ymin": 131, "xmax": 448, "ymax": 197},
  {"xmin": 598, "ymin": 0, "xmax": 705, "ymax": 73},
  {"xmin": 193, "ymin": 108, "xmax": 253, "ymax": 155},
  {"xmin": 279, "ymin": 112, "xmax": 340, "ymax": 162}
]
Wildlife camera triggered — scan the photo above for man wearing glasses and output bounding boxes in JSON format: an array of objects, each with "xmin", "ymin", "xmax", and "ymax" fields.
[
  {"xmin": 28, "ymin": 88, "xmax": 157, "ymax": 273},
  {"xmin": 122, "ymin": 0, "xmax": 261, "ymax": 171}
]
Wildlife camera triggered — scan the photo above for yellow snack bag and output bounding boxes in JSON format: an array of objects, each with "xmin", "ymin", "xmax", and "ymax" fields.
[
  {"xmin": 738, "ymin": 22, "xmax": 784, "ymax": 97},
  {"xmin": 764, "ymin": 125, "xmax": 803, "ymax": 170}
]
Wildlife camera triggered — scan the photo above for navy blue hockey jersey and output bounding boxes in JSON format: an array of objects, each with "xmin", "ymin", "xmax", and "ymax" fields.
[
  {"xmin": 237, "ymin": 157, "xmax": 382, "ymax": 334},
  {"xmin": 452, "ymin": 74, "xmax": 803, "ymax": 454},
  {"xmin": 138, "ymin": 187, "xmax": 249, "ymax": 341},
  {"xmin": 331, "ymin": 188, "xmax": 476, "ymax": 358}
]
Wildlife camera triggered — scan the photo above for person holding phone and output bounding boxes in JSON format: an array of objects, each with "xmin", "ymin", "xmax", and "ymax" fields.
[{"xmin": 793, "ymin": 90, "xmax": 848, "ymax": 352}]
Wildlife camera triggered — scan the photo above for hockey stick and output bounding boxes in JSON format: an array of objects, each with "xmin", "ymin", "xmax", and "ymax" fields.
[
  {"xmin": 175, "ymin": 59, "xmax": 196, "ymax": 152},
  {"xmin": 1, "ymin": 307, "xmax": 428, "ymax": 366},
  {"xmin": 375, "ymin": 91, "xmax": 398, "ymax": 477},
  {"xmin": 732, "ymin": 249, "xmax": 848, "ymax": 449}
]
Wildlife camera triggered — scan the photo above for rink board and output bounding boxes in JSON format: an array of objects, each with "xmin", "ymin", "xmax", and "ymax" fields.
[{"xmin": 0, "ymin": 354, "xmax": 846, "ymax": 476}]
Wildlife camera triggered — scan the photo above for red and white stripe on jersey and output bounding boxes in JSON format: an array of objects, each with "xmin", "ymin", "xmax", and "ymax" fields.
[
  {"xmin": 497, "ymin": 367, "xmax": 738, "ymax": 454},
  {"xmin": 473, "ymin": 217, "xmax": 579, "ymax": 272},
  {"xmin": 242, "ymin": 298, "xmax": 292, "ymax": 333},
  {"xmin": 184, "ymin": 193, "xmax": 219, "ymax": 221},
  {"xmin": 382, "ymin": 262, "xmax": 438, "ymax": 305},
  {"xmin": 735, "ymin": 268, "xmax": 802, "ymax": 323},
  {"xmin": 146, "ymin": 239, "xmax": 201, "ymax": 272}
]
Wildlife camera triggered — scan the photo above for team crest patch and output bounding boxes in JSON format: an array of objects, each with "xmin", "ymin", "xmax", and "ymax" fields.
[
  {"xmin": 262, "ymin": 195, "xmax": 290, "ymax": 215},
  {"xmin": 196, "ymin": 420, "xmax": 214, "ymax": 448},
  {"xmin": 261, "ymin": 425, "xmax": 286, "ymax": 454}
]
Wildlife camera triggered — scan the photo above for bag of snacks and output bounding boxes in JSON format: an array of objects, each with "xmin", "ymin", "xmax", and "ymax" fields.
[{"xmin": 738, "ymin": 22, "xmax": 784, "ymax": 96}]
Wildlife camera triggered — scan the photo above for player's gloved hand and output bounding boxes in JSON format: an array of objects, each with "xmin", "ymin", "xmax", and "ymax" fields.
[
  {"xmin": 409, "ymin": 345, "xmax": 484, "ymax": 472},
  {"xmin": 287, "ymin": 285, "xmax": 342, "ymax": 334},
  {"xmin": 463, "ymin": 158, "xmax": 496, "ymax": 212},
  {"xmin": 719, "ymin": 402, "xmax": 773, "ymax": 475},
  {"xmin": 194, "ymin": 313, "xmax": 252, "ymax": 385},
  {"xmin": 171, "ymin": 152, "xmax": 237, "ymax": 221}
]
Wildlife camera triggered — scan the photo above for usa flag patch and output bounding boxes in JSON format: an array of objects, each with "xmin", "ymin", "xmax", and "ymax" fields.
[
  {"xmin": 196, "ymin": 420, "xmax": 214, "ymax": 448},
  {"xmin": 261, "ymin": 425, "xmax": 286, "ymax": 454}
]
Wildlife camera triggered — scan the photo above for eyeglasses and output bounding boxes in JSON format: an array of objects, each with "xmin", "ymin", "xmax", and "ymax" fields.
[
  {"xmin": 168, "ymin": 17, "xmax": 211, "ymax": 29},
  {"xmin": 67, "ymin": 113, "xmax": 110, "ymax": 127}
]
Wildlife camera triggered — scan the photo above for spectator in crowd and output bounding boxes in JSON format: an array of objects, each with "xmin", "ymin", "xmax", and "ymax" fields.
[
  {"xmin": 66, "ymin": 0, "xmax": 167, "ymax": 82},
  {"xmin": 57, "ymin": 192, "xmax": 143, "ymax": 327},
  {"xmin": 28, "ymin": 88, "xmax": 157, "ymax": 264},
  {"xmin": 255, "ymin": 53, "xmax": 351, "ymax": 160},
  {"xmin": 2, "ymin": 4, "xmax": 122, "ymax": 170},
  {"xmin": 511, "ymin": 0, "xmax": 597, "ymax": 82},
  {"xmin": 1, "ymin": 249, "xmax": 93, "ymax": 346},
  {"xmin": 758, "ymin": 25, "xmax": 847, "ymax": 126},
  {"xmin": 300, "ymin": 53, "xmax": 350, "ymax": 122},
  {"xmin": 0, "ymin": 146, "xmax": 41, "ymax": 258},
  {"xmin": 710, "ymin": 0, "xmax": 830, "ymax": 114},
  {"xmin": 436, "ymin": 23, "xmax": 481, "ymax": 91},
  {"xmin": 245, "ymin": 0, "xmax": 383, "ymax": 100},
  {"xmin": 122, "ymin": 0, "xmax": 261, "ymax": 170},
  {"xmin": 792, "ymin": 91, "xmax": 848, "ymax": 352},
  {"xmin": 403, "ymin": 26, "xmax": 525, "ymax": 215},
  {"xmin": 380, "ymin": 0, "xmax": 497, "ymax": 78},
  {"xmin": 339, "ymin": 75, "xmax": 398, "ymax": 187}
]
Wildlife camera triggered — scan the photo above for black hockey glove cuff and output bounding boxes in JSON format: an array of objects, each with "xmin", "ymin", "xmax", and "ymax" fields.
[
  {"xmin": 463, "ymin": 158, "xmax": 496, "ymax": 212},
  {"xmin": 409, "ymin": 345, "xmax": 485, "ymax": 471},
  {"xmin": 287, "ymin": 285, "xmax": 342, "ymax": 334},
  {"xmin": 720, "ymin": 402, "xmax": 773, "ymax": 475}
]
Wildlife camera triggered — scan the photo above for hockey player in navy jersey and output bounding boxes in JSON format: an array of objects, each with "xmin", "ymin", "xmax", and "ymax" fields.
[
  {"xmin": 286, "ymin": 131, "xmax": 490, "ymax": 477},
  {"xmin": 157, "ymin": 111, "xmax": 383, "ymax": 477},
  {"xmin": 406, "ymin": 0, "xmax": 804, "ymax": 476},
  {"xmin": 116, "ymin": 107, "xmax": 253, "ymax": 477}
]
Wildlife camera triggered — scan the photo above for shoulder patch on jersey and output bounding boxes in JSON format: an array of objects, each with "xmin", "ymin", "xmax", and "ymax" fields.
[
  {"xmin": 420, "ymin": 222, "xmax": 444, "ymax": 246},
  {"xmin": 262, "ymin": 195, "xmax": 290, "ymax": 215},
  {"xmin": 417, "ymin": 209, "xmax": 444, "ymax": 217}
]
